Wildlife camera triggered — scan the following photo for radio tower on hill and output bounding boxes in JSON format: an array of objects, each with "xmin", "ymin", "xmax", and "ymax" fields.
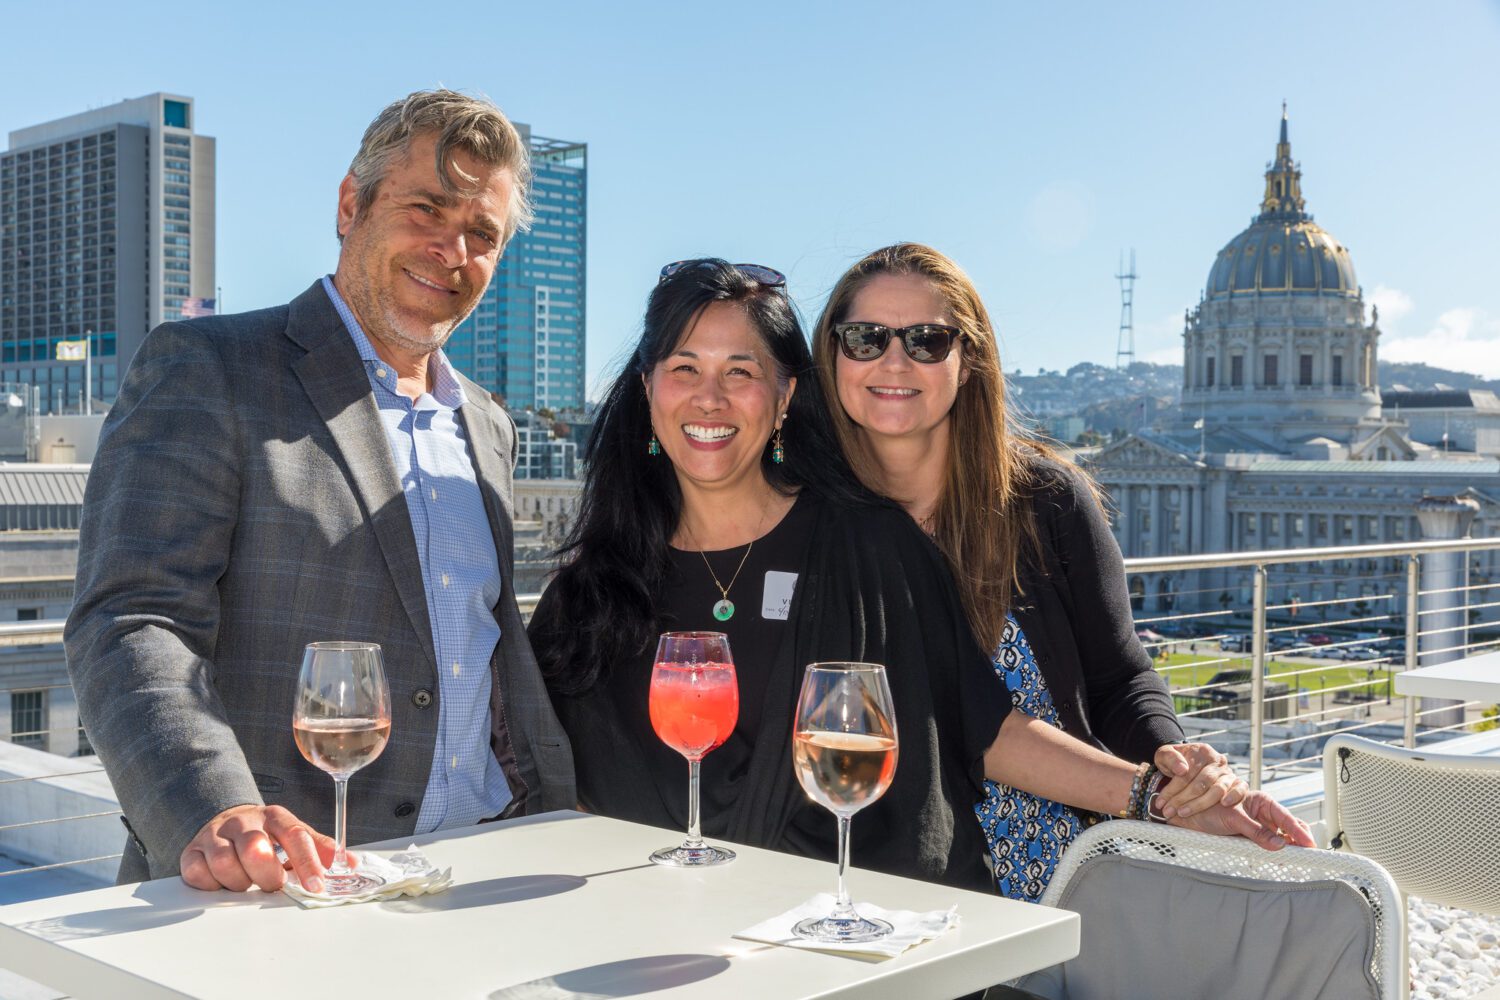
[{"xmin": 1115, "ymin": 249, "xmax": 1136, "ymax": 370}]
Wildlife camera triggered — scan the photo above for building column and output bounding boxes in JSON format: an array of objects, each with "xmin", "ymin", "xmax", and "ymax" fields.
[
  {"xmin": 50, "ymin": 683, "xmax": 81, "ymax": 757},
  {"xmin": 1151, "ymin": 485, "xmax": 1164, "ymax": 559},
  {"xmin": 1414, "ymin": 495, "xmax": 1480, "ymax": 731}
]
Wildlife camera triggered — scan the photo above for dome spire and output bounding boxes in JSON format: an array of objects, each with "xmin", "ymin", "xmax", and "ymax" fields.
[{"xmin": 1259, "ymin": 101, "xmax": 1307, "ymax": 222}]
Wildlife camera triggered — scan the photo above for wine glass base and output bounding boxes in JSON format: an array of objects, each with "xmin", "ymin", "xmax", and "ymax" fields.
[
  {"xmin": 792, "ymin": 913, "xmax": 895, "ymax": 944},
  {"xmin": 318, "ymin": 870, "xmax": 387, "ymax": 896},
  {"xmin": 649, "ymin": 844, "xmax": 736, "ymax": 867}
]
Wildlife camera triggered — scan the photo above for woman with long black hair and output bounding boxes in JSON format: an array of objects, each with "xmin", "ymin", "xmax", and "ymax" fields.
[{"xmin": 528, "ymin": 259, "xmax": 1310, "ymax": 893}]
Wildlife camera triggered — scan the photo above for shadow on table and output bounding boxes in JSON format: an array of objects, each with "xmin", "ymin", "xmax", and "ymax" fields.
[
  {"xmin": 487, "ymin": 954, "xmax": 732, "ymax": 999},
  {"xmin": 381, "ymin": 874, "xmax": 587, "ymax": 914},
  {"xmin": 380, "ymin": 863, "xmax": 654, "ymax": 915},
  {"xmin": 16, "ymin": 880, "xmax": 275, "ymax": 943}
]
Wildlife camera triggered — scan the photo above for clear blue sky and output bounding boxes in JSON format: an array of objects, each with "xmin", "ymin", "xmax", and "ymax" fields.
[{"xmin": 7, "ymin": 1, "xmax": 1498, "ymax": 394}]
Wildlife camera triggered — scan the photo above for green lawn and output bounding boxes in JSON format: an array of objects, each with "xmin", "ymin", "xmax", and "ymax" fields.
[{"xmin": 1155, "ymin": 651, "xmax": 1395, "ymax": 701}]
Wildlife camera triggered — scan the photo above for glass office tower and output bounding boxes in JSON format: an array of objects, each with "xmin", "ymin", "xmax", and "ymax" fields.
[
  {"xmin": 0, "ymin": 94, "xmax": 215, "ymax": 412},
  {"xmin": 447, "ymin": 127, "xmax": 586, "ymax": 412}
]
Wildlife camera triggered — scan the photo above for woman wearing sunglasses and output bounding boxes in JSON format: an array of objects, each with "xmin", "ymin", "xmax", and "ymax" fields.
[
  {"xmin": 529, "ymin": 258, "xmax": 1310, "ymax": 896},
  {"xmin": 809, "ymin": 242, "xmax": 1308, "ymax": 900}
]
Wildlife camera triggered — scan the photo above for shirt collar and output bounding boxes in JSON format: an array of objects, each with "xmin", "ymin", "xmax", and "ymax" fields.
[{"xmin": 321, "ymin": 274, "xmax": 467, "ymax": 409}]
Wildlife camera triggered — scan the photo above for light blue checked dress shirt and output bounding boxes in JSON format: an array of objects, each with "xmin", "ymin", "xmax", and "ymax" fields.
[{"xmin": 322, "ymin": 276, "xmax": 512, "ymax": 831}]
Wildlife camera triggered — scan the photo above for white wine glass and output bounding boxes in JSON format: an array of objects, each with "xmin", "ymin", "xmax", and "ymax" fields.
[
  {"xmin": 293, "ymin": 641, "xmax": 391, "ymax": 895},
  {"xmin": 792, "ymin": 661, "xmax": 899, "ymax": 943}
]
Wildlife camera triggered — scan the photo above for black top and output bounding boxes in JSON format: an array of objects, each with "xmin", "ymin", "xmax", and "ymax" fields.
[
  {"xmin": 541, "ymin": 492, "xmax": 1010, "ymax": 893},
  {"xmin": 1011, "ymin": 458, "xmax": 1185, "ymax": 762},
  {"xmin": 601, "ymin": 491, "xmax": 828, "ymax": 850}
]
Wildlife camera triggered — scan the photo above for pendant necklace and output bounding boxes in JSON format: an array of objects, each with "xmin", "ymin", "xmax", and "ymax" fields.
[{"xmin": 684, "ymin": 492, "xmax": 772, "ymax": 622}]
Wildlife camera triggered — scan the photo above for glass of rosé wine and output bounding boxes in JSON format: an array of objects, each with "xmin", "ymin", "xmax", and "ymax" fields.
[
  {"xmin": 648, "ymin": 631, "xmax": 740, "ymax": 867},
  {"xmin": 792, "ymin": 662, "xmax": 899, "ymax": 943},
  {"xmin": 293, "ymin": 641, "xmax": 391, "ymax": 895}
]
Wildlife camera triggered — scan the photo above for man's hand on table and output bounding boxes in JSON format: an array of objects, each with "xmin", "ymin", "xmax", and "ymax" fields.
[{"xmin": 179, "ymin": 804, "xmax": 347, "ymax": 893}]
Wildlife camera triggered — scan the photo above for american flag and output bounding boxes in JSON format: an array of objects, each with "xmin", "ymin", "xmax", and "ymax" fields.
[{"xmin": 181, "ymin": 297, "xmax": 216, "ymax": 319}]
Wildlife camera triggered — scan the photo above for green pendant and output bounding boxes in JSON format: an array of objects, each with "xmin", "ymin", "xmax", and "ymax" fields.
[{"xmin": 713, "ymin": 599, "xmax": 735, "ymax": 621}]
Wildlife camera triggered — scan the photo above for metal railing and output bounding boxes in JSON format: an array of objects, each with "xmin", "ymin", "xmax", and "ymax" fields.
[
  {"xmin": 5, "ymin": 541, "xmax": 1500, "ymax": 883},
  {"xmin": 1126, "ymin": 536, "xmax": 1500, "ymax": 789}
]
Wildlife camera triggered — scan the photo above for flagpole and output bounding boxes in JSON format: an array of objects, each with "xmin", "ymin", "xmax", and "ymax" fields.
[{"xmin": 84, "ymin": 329, "xmax": 92, "ymax": 417}]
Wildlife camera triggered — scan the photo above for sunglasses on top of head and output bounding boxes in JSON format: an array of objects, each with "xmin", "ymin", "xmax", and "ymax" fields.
[
  {"xmin": 658, "ymin": 259, "xmax": 787, "ymax": 288},
  {"xmin": 832, "ymin": 322, "xmax": 963, "ymax": 364}
]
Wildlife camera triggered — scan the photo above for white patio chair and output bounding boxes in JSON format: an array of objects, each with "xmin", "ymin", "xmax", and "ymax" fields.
[
  {"xmin": 1322, "ymin": 733, "xmax": 1500, "ymax": 918},
  {"xmin": 1012, "ymin": 819, "xmax": 1405, "ymax": 1000}
]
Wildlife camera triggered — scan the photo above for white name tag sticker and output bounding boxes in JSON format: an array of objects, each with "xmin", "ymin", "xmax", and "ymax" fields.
[{"xmin": 762, "ymin": 571, "xmax": 798, "ymax": 621}]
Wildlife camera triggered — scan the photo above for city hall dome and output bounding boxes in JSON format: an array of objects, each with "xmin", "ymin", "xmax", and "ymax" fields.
[
  {"xmin": 1204, "ymin": 106, "xmax": 1358, "ymax": 300},
  {"xmin": 1179, "ymin": 105, "xmax": 1381, "ymax": 437}
]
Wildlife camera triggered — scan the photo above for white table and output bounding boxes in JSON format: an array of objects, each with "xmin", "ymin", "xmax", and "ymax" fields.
[
  {"xmin": 0, "ymin": 810, "xmax": 1079, "ymax": 1000},
  {"xmin": 1395, "ymin": 652, "xmax": 1500, "ymax": 703}
]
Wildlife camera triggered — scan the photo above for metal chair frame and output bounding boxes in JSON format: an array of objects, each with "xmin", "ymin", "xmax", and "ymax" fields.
[{"xmin": 1022, "ymin": 819, "xmax": 1405, "ymax": 1000}]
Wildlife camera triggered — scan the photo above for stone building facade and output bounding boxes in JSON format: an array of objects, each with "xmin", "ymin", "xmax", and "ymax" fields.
[{"xmin": 1089, "ymin": 109, "xmax": 1500, "ymax": 617}]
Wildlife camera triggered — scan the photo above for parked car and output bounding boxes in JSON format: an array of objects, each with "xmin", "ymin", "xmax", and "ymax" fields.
[
  {"xmin": 1305, "ymin": 633, "xmax": 1332, "ymax": 646},
  {"xmin": 1219, "ymin": 634, "xmax": 1252, "ymax": 653},
  {"xmin": 1206, "ymin": 669, "xmax": 1253, "ymax": 687}
]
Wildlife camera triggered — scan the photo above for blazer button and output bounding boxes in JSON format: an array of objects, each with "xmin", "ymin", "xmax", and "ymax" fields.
[
  {"xmin": 412, "ymin": 688, "xmax": 433, "ymax": 709},
  {"xmin": 394, "ymin": 802, "xmax": 415, "ymax": 818}
]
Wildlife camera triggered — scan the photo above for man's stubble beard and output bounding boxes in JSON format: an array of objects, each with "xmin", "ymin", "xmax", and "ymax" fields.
[
  {"xmin": 351, "ymin": 257, "xmax": 479, "ymax": 359},
  {"xmin": 374, "ymin": 296, "xmax": 456, "ymax": 357},
  {"xmin": 340, "ymin": 219, "xmax": 484, "ymax": 359}
]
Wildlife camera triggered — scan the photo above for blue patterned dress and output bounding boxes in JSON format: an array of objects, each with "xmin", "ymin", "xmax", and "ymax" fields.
[{"xmin": 975, "ymin": 614, "xmax": 1084, "ymax": 901}]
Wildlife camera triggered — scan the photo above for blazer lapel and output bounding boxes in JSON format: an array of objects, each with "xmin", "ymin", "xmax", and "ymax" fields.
[
  {"xmin": 286, "ymin": 282, "xmax": 437, "ymax": 672},
  {"xmin": 455, "ymin": 381, "xmax": 514, "ymax": 584}
]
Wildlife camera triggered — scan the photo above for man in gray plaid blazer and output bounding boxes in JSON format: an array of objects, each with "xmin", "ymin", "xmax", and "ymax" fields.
[{"xmin": 65, "ymin": 91, "xmax": 576, "ymax": 890}]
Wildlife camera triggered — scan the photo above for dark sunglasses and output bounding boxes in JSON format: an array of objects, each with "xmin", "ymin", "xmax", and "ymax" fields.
[
  {"xmin": 658, "ymin": 259, "xmax": 787, "ymax": 288},
  {"xmin": 832, "ymin": 322, "xmax": 963, "ymax": 363}
]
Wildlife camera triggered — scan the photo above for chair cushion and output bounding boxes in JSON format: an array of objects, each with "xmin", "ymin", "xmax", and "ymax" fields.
[{"xmin": 1017, "ymin": 854, "xmax": 1381, "ymax": 1000}]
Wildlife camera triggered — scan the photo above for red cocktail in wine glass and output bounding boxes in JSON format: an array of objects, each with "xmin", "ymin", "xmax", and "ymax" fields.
[{"xmin": 648, "ymin": 631, "xmax": 739, "ymax": 867}]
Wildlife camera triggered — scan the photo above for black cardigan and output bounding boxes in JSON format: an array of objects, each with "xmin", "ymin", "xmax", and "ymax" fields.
[
  {"xmin": 539, "ymin": 496, "xmax": 1009, "ymax": 894},
  {"xmin": 1009, "ymin": 459, "xmax": 1185, "ymax": 763}
]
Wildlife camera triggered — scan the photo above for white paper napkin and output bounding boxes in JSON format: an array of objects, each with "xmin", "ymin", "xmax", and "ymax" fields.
[
  {"xmin": 733, "ymin": 893, "xmax": 958, "ymax": 958},
  {"xmin": 282, "ymin": 845, "xmax": 453, "ymax": 908}
]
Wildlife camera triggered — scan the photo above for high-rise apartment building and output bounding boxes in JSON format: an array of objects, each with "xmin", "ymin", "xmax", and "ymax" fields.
[
  {"xmin": 446, "ymin": 127, "xmax": 585, "ymax": 412},
  {"xmin": 0, "ymin": 93, "xmax": 215, "ymax": 413}
]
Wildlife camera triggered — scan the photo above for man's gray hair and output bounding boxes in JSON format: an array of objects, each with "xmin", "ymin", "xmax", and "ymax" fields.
[{"xmin": 346, "ymin": 89, "xmax": 533, "ymax": 243}]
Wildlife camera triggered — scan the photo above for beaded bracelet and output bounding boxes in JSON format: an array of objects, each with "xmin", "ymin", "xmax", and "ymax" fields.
[
  {"xmin": 1131, "ymin": 765, "xmax": 1160, "ymax": 821},
  {"xmin": 1119, "ymin": 761, "xmax": 1150, "ymax": 818}
]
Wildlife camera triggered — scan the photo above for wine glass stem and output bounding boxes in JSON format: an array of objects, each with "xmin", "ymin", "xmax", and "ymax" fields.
[
  {"xmin": 685, "ymin": 758, "xmax": 704, "ymax": 849},
  {"xmin": 830, "ymin": 813, "xmax": 856, "ymax": 920},
  {"xmin": 330, "ymin": 775, "xmax": 352, "ymax": 875}
]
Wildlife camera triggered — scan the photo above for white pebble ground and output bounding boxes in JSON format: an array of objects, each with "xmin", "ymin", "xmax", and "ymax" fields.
[{"xmin": 1409, "ymin": 898, "xmax": 1500, "ymax": 1000}]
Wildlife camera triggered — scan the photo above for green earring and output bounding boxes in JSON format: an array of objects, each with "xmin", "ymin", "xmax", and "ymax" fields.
[
  {"xmin": 647, "ymin": 431, "xmax": 661, "ymax": 456},
  {"xmin": 771, "ymin": 424, "xmax": 785, "ymax": 464}
]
